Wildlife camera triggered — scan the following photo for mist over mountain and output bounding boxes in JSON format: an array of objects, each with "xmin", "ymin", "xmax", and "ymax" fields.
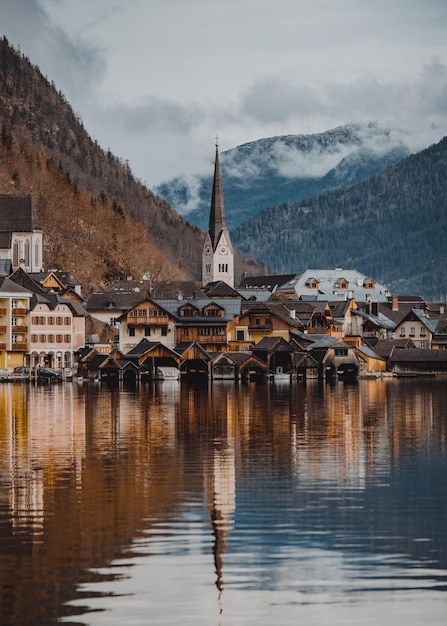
[
  {"xmin": 232, "ymin": 136, "xmax": 447, "ymax": 300},
  {"xmin": 155, "ymin": 122, "xmax": 435, "ymax": 230}
]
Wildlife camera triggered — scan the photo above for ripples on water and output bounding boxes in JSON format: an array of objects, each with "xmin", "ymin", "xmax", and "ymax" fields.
[{"xmin": 0, "ymin": 378, "xmax": 446, "ymax": 625}]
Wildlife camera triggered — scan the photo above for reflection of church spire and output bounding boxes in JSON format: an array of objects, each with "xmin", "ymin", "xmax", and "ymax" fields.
[{"xmin": 203, "ymin": 389, "xmax": 236, "ymax": 617}]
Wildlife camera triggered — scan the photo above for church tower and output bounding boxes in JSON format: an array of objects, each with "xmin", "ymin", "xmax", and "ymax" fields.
[{"xmin": 202, "ymin": 138, "xmax": 234, "ymax": 288}]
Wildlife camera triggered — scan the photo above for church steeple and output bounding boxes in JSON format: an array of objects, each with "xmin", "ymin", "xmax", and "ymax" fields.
[
  {"xmin": 208, "ymin": 137, "xmax": 226, "ymax": 249},
  {"xmin": 202, "ymin": 137, "xmax": 234, "ymax": 288}
]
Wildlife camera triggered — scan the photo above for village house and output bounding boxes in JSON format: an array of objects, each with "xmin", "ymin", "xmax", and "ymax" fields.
[
  {"xmin": 0, "ymin": 277, "xmax": 32, "ymax": 370},
  {"xmin": 8, "ymin": 268, "xmax": 87, "ymax": 369},
  {"xmin": 0, "ymin": 194, "xmax": 44, "ymax": 275},
  {"xmin": 118, "ymin": 299, "xmax": 176, "ymax": 353}
]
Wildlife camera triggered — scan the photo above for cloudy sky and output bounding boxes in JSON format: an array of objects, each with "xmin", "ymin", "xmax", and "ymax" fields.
[{"xmin": 2, "ymin": 0, "xmax": 447, "ymax": 187}]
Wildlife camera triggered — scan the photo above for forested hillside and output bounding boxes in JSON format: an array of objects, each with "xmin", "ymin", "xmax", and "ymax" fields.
[
  {"xmin": 156, "ymin": 123, "xmax": 413, "ymax": 230},
  {"xmin": 0, "ymin": 37, "xmax": 260, "ymax": 291},
  {"xmin": 232, "ymin": 137, "xmax": 447, "ymax": 300}
]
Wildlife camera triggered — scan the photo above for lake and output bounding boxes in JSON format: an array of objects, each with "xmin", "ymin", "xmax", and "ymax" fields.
[{"xmin": 0, "ymin": 377, "xmax": 447, "ymax": 625}]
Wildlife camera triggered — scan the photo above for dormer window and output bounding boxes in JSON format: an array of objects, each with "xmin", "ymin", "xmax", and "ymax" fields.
[
  {"xmin": 203, "ymin": 303, "xmax": 224, "ymax": 317},
  {"xmin": 306, "ymin": 278, "xmax": 319, "ymax": 289},
  {"xmin": 363, "ymin": 278, "xmax": 376, "ymax": 289},
  {"xmin": 178, "ymin": 304, "xmax": 198, "ymax": 317},
  {"xmin": 336, "ymin": 278, "xmax": 349, "ymax": 289}
]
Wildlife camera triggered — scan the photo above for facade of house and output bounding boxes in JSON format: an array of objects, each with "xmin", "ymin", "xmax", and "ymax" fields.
[
  {"xmin": 393, "ymin": 308, "xmax": 438, "ymax": 348},
  {"xmin": 0, "ymin": 278, "xmax": 32, "ymax": 370},
  {"xmin": 153, "ymin": 297, "xmax": 241, "ymax": 352},
  {"xmin": 0, "ymin": 195, "xmax": 44, "ymax": 273},
  {"xmin": 119, "ymin": 299, "xmax": 176, "ymax": 353}
]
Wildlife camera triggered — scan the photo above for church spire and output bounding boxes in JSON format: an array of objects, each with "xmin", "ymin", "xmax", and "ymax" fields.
[
  {"xmin": 202, "ymin": 137, "xmax": 234, "ymax": 288},
  {"xmin": 208, "ymin": 136, "xmax": 227, "ymax": 249}
]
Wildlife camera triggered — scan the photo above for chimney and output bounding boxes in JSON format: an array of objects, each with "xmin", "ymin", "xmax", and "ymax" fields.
[
  {"xmin": 392, "ymin": 296, "xmax": 399, "ymax": 311},
  {"xmin": 290, "ymin": 309, "xmax": 296, "ymax": 320}
]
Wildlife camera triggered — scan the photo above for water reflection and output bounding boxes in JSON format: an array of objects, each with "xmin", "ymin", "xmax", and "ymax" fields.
[{"xmin": 0, "ymin": 378, "xmax": 446, "ymax": 625}]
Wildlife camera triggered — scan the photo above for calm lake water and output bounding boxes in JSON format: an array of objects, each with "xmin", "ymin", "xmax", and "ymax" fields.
[{"xmin": 0, "ymin": 377, "xmax": 447, "ymax": 625}]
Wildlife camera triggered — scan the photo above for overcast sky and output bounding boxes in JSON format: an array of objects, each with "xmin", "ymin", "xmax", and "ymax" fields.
[{"xmin": 2, "ymin": 0, "xmax": 447, "ymax": 186}]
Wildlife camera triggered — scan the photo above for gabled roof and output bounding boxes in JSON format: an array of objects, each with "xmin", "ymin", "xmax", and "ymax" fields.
[
  {"xmin": 364, "ymin": 338, "xmax": 415, "ymax": 358},
  {"xmin": 389, "ymin": 349, "xmax": 447, "ymax": 363},
  {"xmin": 277, "ymin": 269, "xmax": 390, "ymax": 302},
  {"xmin": 153, "ymin": 297, "xmax": 241, "ymax": 321},
  {"xmin": 203, "ymin": 280, "xmax": 241, "ymax": 298},
  {"xmin": 253, "ymin": 336, "xmax": 294, "ymax": 352},
  {"xmin": 125, "ymin": 339, "xmax": 180, "ymax": 361},
  {"xmin": 85, "ymin": 282, "xmax": 149, "ymax": 312},
  {"xmin": 29, "ymin": 270, "xmax": 82, "ymax": 289},
  {"xmin": 0, "ymin": 276, "xmax": 32, "ymax": 296},
  {"xmin": 237, "ymin": 274, "xmax": 296, "ymax": 291},
  {"xmin": 152, "ymin": 280, "xmax": 207, "ymax": 298},
  {"xmin": 356, "ymin": 345, "xmax": 386, "ymax": 361},
  {"xmin": 0, "ymin": 194, "xmax": 41, "ymax": 233},
  {"xmin": 9, "ymin": 267, "xmax": 50, "ymax": 296},
  {"xmin": 396, "ymin": 308, "xmax": 438, "ymax": 334},
  {"xmin": 175, "ymin": 341, "xmax": 211, "ymax": 360}
]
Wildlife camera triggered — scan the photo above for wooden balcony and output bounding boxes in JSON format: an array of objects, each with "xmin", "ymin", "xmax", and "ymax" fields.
[
  {"xmin": 12, "ymin": 325, "xmax": 28, "ymax": 333},
  {"xmin": 0, "ymin": 308, "xmax": 6, "ymax": 316},
  {"xmin": 12, "ymin": 308, "xmax": 28, "ymax": 316},
  {"xmin": 11, "ymin": 343, "xmax": 28, "ymax": 351},
  {"xmin": 0, "ymin": 325, "xmax": 6, "ymax": 333},
  {"xmin": 128, "ymin": 316, "xmax": 170, "ymax": 326},
  {"xmin": 0, "ymin": 342, "xmax": 6, "ymax": 350}
]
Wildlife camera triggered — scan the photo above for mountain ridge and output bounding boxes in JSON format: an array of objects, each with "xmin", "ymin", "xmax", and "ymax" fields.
[
  {"xmin": 155, "ymin": 122, "xmax": 426, "ymax": 230},
  {"xmin": 231, "ymin": 136, "xmax": 447, "ymax": 300}
]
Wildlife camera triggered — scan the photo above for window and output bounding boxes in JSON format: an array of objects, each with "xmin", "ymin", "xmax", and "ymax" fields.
[
  {"xmin": 24, "ymin": 240, "xmax": 30, "ymax": 266},
  {"xmin": 400, "ymin": 327, "xmax": 406, "ymax": 337},
  {"xmin": 31, "ymin": 334, "xmax": 38, "ymax": 342},
  {"xmin": 410, "ymin": 327, "xmax": 416, "ymax": 337},
  {"xmin": 128, "ymin": 326, "xmax": 135, "ymax": 337},
  {"xmin": 65, "ymin": 317, "xmax": 71, "ymax": 325},
  {"xmin": 161, "ymin": 327, "xmax": 168, "ymax": 337},
  {"xmin": 420, "ymin": 341, "xmax": 426, "ymax": 349},
  {"xmin": 35, "ymin": 240, "xmax": 40, "ymax": 268},
  {"xmin": 237, "ymin": 330, "xmax": 245, "ymax": 341},
  {"xmin": 420, "ymin": 327, "xmax": 426, "ymax": 336},
  {"xmin": 183, "ymin": 328, "xmax": 189, "ymax": 336},
  {"xmin": 12, "ymin": 241, "xmax": 19, "ymax": 267},
  {"xmin": 48, "ymin": 316, "xmax": 55, "ymax": 325},
  {"xmin": 32, "ymin": 316, "xmax": 39, "ymax": 325},
  {"xmin": 40, "ymin": 334, "xmax": 46, "ymax": 343},
  {"xmin": 12, "ymin": 335, "xmax": 19, "ymax": 344},
  {"xmin": 144, "ymin": 327, "xmax": 151, "ymax": 337},
  {"xmin": 56, "ymin": 317, "xmax": 63, "ymax": 325},
  {"xmin": 64, "ymin": 335, "xmax": 71, "ymax": 343},
  {"xmin": 48, "ymin": 334, "xmax": 55, "ymax": 342},
  {"xmin": 334, "ymin": 348, "xmax": 348, "ymax": 356},
  {"xmin": 204, "ymin": 307, "xmax": 222, "ymax": 317},
  {"xmin": 56, "ymin": 334, "xmax": 63, "ymax": 343}
]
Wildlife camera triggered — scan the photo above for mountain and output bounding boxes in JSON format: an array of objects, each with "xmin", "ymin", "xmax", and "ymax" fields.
[
  {"xmin": 155, "ymin": 123, "xmax": 417, "ymax": 230},
  {"xmin": 231, "ymin": 136, "xmax": 447, "ymax": 300},
  {"xmin": 0, "ymin": 37, "xmax": 261, "ymax": 291}
]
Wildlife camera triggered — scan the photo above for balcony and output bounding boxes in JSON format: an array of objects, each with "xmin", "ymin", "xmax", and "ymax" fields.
[
  {"xmin": 11, "ymin": 343, "xmax": 28, "ymax": 351},
  {"xmin": 0, "ymin": 325, "xmax": 6, "ymax": 334},
  {"xmin": 12, "ymin": 325, "xmax": 28, "ymax": 333},
  {"xmin": 12, "ymin": 308, "xmax": 28, "ymax": 316},
  {"xmin": 0, "ymin": 342, "xmax": 6, "ymax": 350},
  {"xmin": 0, "ymin": 308, "xmax": 6, "ymax": 316},
  {"xmin": 128, "ymin": 316, "xmax": 170, "ymax": 326}
]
